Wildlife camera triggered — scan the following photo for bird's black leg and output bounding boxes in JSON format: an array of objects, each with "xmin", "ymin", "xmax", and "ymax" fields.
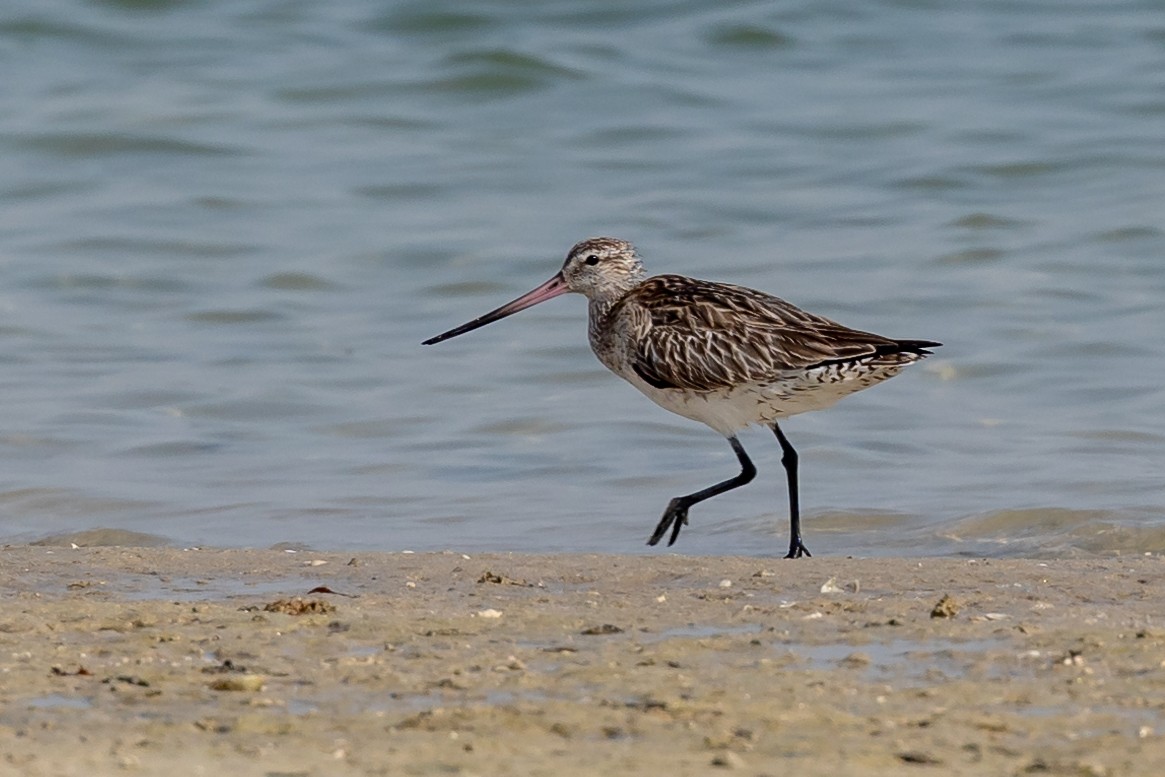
[
  {"xmin": 647, "ymin": 436, "xmax": 756, "ymax": 547},
  {"xmin": 772, "ymin": 423, "xmax": 811, "ymax": 558}
]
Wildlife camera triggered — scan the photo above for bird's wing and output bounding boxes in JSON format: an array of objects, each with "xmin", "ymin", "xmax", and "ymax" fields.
[{"xmin": 624, "ymin": 276, "xmax": 903, "ymax": 392}]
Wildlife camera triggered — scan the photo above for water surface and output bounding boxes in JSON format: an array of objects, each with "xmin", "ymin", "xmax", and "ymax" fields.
[{"xmin": 1, "ymin": 0, "xmax": 1163, "ymax": 557}]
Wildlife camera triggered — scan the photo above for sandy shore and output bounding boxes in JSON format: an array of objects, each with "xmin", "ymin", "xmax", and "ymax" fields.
[{"xmin": 0, "ymin": 546, "xmax": 1162, "ymax": 776}]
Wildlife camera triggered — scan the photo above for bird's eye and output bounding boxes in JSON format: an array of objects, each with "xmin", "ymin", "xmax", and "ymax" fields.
[{"xmin": 584, "ymin": 254, "xmax": 599, "ymax": 266}]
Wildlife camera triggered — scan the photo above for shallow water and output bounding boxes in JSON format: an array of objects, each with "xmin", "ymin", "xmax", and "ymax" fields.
[{"xmin": 1, "ymin": 0, "xmax": 1162, "ymax": 557}]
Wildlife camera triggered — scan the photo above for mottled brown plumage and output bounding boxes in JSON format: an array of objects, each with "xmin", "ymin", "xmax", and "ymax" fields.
[
  {"xmin": 424, "ymin": 237, "xmax": 940, "ymax": 557},
  {"xmin": 601, "ymin": 274, "xmax": 934, "ymax": 393}
]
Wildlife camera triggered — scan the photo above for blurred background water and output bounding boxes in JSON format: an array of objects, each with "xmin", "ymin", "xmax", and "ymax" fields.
[{"xmin": 0, "ymin": 0, "xmax": 1162, "ymax": 557}]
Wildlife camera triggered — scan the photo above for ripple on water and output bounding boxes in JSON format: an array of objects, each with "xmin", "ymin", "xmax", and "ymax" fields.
[
  {"xmin": 931, "ymin": 248, "xmax": 1006, "ymax": 266},
  {"xmin": 705, "ymin": 24, "xmax": 794, "ymax": 49},
  {"xmin": 937, "ymin": 508, "xmax": 1165, "ymax": 556},
  {"xmin": 15, "ymin": 133, "xmax": 245, "ymax": 159},
  {"xmin": 427, "ymin": 49, "xmax": 584, "ymax": 98},
  {"xmin": 947, "ymin": 213, "xmax": 1028, "ymax": 230},
  {"xmin": 1091, "ymin": 225, "xmax": 1162, "ymax": 242},
  {"xmin": 36, "ymin": 237, "xmax": 258, "ymax": 260},
  {"xmin": 185, "ymin": 309, "xmax": 286, "ymax": 324},
  {"xmin": 260, "ymin": 272, "xmax": 338, "ymax": 291},
  {"xmin": 31, "ymin": 528, "xmax": 172, "ymax": 547},
  {"xmin": 374, "ymin": 8, "xmax": 496, "ymax": 36}
]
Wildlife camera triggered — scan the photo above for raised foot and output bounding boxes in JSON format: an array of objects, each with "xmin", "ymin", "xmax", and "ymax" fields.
[
  {"xmin": 647, "ymin": 498, "xmax": 689, "ymax": 547},
  {"xmin": 784, "ymin": 538, "xmax": 812, "ymax": 559}
]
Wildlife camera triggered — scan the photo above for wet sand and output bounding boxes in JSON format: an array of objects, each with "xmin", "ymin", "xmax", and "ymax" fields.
[{"xmin": 1, "ymin": 545, "xmax": 1162, "ymax": 776}]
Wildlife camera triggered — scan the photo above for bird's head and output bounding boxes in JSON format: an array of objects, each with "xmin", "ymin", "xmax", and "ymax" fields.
[{"xmin": 560, "ymin": 237, "xmax": 645, "ymax": 301}]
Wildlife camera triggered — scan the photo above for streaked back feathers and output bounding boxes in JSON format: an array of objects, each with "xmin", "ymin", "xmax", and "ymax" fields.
[{"xmin": 595, "ymin": 274, "xmax": 937, "ymax": 393}]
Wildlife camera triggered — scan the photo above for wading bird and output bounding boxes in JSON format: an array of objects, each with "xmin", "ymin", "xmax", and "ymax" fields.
[{"xmin": 423, "ymin": 238, "xmax": 939, "ymax": 558}]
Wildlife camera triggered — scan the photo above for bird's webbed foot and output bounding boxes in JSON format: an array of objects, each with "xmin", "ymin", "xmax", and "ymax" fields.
[
  {"xmin": 647, "ymin": 497, "xmax": 690, "ymax": 547},
  {"xmin": 784, "ymin": 537, "xmax": 812, "ymax": 559}
]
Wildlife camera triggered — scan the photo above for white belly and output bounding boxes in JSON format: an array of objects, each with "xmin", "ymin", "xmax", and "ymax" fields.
[{"xmin": 620, "ymin": 362, "xmax": 906, "ymax": 437}]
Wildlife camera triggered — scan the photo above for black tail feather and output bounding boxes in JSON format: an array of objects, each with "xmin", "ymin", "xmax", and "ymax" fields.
[
  {"xmin": 809, "ymin": 339, "xmax": 940, "ymax": 370},
  {"xmin": 887, "ymin": 339, "xmax": 941, "ymax": 357}
]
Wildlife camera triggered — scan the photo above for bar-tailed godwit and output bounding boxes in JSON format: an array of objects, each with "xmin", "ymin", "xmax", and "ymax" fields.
[{"xmin": 423, "ymin": 237, "xmax": 940, "ymax": 558}]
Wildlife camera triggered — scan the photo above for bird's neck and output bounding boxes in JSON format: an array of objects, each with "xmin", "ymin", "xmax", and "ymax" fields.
[
  {"xmin": 586, "ymin": 290, "xmax": 630, "ymax": 355},
  {"xmin": 585, "ymin": 271, "xmax": 644, "ymax": 349},
  {"xmin": 587, "ymin": 296, "xmax": 614, "ymax": 331}
]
